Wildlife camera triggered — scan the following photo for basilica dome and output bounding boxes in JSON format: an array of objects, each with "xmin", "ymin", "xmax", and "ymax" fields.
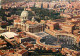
[
  {"xmin": 21, "ymin": 10, "xmax": 28, "ymax": 17},
  {"xmin": 20, "ymin": 8, "xmax": 29, "ymax": 21}
]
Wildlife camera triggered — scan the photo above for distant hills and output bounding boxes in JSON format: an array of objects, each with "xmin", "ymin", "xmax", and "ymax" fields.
[
  {"xmin": 2, "ymin": 0, "xmax": 25, "ymax": 4},
  {"xmin": 1, "ymin": 0, "xmax": 79, "ymax": 4}
]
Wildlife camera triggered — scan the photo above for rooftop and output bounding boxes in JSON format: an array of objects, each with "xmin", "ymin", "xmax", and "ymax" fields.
[
  {"xmin": 1, "ymin": 32, "xmax": 18, "ymax": 39},
  {"xmin": 18, "ymin": 50, "xmax": 27, "ymax": 54}
]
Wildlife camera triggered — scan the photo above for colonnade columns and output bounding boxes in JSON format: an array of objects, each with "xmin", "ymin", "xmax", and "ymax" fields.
[
  {"xmin": 70, "ymin": 38, "xmax": 73, "ymax": 45},
  {"xmin": 77, "ymin": 10, "xmax": 78, "ymax": 15},
  {"xmin": 40, "ymin": 27, "xmax": 42, "ymax": 32},
  {"xmin": 68, "ymin": 37, "xmax": 70, "ymax": 45},
  {"xmin": 17, "ymin": 24, "xmax": 19, "ymax": 28},
  {"xmin": 41, "ymin": 26, "xmax": 44, "ymax": 32},
  {"xmin": 31, "ymin": 28, "xmax": 33, "ymax": 33},
  {"xmin": 21, "ymin": 25, "xmax": 23, "ymax": 30},
  {"xmin": 15, "ymin": 24, "xmax": 17, "ymax": 28},
  {"xmin": 73, "ymin": 39, "xmax": 76, "ymax": 45},
  {"xmin": 39, "ymin": 46, "xmax": 41, "ymax": 49},
  {"xmin": 42, "ymin": 47, "xmax": 45, "ymax": 50},
  {"xmin": 23, "ymin": 26, "xmax": 25, "ymax": 31},
  {"xmin": 29, "ymin": 28, "xmax": 33, "ymax": 33},
  {"xmin": 39, "ymin": 27, "xmax": 42, "ymax": 32},
  {"xmin": 76, "ymin": 43, "xmax": 79, "ymax": 47},
  {"xmin": 19, "ymin": 24, "xmax": 21, "ymax": 29},
  {"xmin": 57, "ymin": 35, "xmax": 59, "ymax": 44}
]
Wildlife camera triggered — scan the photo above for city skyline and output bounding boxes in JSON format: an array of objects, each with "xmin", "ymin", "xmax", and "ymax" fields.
[{"xmin": 0, "ymin": 0, "xmax": 80, "ymax": 56}]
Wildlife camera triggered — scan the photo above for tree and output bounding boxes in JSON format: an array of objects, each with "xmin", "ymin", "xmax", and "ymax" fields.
[
  {"xmin": 0, "ymin": 35, "xmax": 5, "ymax": 39},
  {"xmin": 31, "ymin": 7, "xmax": 62, "ymax": 21}
]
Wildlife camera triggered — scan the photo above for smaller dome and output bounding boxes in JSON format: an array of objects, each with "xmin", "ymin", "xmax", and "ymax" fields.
[
  {"xmin": 21, "ymin": 10, "xmax": 28, "ymax": 17},
  {"xmin": 31, "ymin": 16, "xmax": 36, "ymax": 22}
]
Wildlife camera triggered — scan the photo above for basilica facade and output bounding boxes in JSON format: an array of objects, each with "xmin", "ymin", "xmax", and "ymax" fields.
[{"xmin": 14, "ymin": 9, "xmax": 45, "ymax": 33}]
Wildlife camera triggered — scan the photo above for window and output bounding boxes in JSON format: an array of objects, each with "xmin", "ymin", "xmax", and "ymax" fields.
[{"xmin": 75, "ymin": 26, "xmax": 79, "ymax": 29}]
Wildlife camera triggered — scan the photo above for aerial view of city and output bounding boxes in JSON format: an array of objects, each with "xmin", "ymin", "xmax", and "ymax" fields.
[{"xmin": 0, "ymin": 0, "xmax": 80, "ymax": 56}]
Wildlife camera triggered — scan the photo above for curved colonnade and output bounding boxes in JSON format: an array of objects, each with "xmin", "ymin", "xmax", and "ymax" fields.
[{"xmin": 26, "ymin": 32, "xmax": 61, "ymax": 49}]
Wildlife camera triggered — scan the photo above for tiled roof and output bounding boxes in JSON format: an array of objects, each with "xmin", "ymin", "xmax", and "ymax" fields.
[{"xmin": 18, "ymin": 50, "xmax": 27, "ymax": 54}]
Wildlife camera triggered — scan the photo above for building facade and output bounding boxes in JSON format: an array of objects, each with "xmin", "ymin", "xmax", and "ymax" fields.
[{"xmin": 14, "ymin": 9, "xmax": 45, "ymax": 33}]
